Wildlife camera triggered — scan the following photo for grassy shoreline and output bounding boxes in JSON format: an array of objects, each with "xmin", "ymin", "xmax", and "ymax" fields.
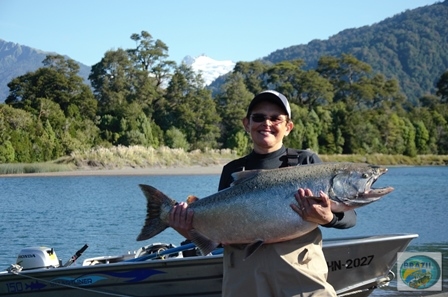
[
  {"xmin": 1, "ymin": 146, "xmax": 447, "ymax": 176},
  {"xmin": 319, "ymin": 153, "xmax": 448, "ymax": 166}
]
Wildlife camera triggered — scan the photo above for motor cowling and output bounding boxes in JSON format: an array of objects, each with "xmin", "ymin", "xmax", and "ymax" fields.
[{"xmin": 16, "ymin": 246, "xmax": 60, "ymax": 270}]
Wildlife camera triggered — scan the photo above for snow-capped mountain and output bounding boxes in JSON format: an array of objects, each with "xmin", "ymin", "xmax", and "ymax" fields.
[{"xmin": 182, "ymin": 55, "xmax": 235, "ymax": 86}]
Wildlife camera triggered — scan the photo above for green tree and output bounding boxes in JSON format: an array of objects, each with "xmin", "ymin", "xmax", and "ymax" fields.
[
  {"xmin": 315, "ymin": 105, "xmax": 344, "ymax": 154},
  {"xmin": 119, "ymin": 110, "xmax": 161, "ymax": 147},
  {"xmin": 419, "ymin": 94, "xmax": 440, "ymax": 109},
  {"xmin": 413, "ymin": 120, "xmax": 430, "ymax": 154},
  {"xmin": 128, "ymin": 30, "xmax": 176, "ymax": 87},
  {"xmin": 317, "ymin": 54, "xmax": 373, "ymax": 106},
  {"xmin": 342, "ymin": 113, "xmax": 363, "ymax": 154},
  {"xmin": 436, "ymin": 70, "xmax": 448, "ymax": 103},
  {"xmin": 0, "ymin": 140, "xmax": 15, "ymax": 163},
  {"xmin": 4, "ymin": 55, "xmax": 99, "ymax": 159},
  {"xmin": 376, "ymin": 113, "xmax": 417, "ymax": 155},
  {"xmin": 283, "ymin": 104, "xmax": 306, "ymax": 149},
  {"xmin": 402, "ymin": 117, "xmax": 417, "ymax": 157},
  {"xmin": 0, "ymin": 104, "xmax": 35, "ymax": 162},
  {"xmin": 296, "ymin": 70, "xmax": 334, "ymax": 110},
  {"xmin": 233, "ymin": 60, "xmax": 269, "ymax": 95},
  {"xmin": 90, "ymin": 32, "xmax": 176, "ymax": 146},
  {"xmin": 89, "ymin": 48, "xmax": 135, "ymax": 115},
  {"xmin": 6, "ymin": 55, "xmax": 97, "ymax": 121},
  {"xmin": 409, "ymin": 107, "xmax": 447, "ymax": 154},
  {"xmin": 266, "ymin": 60, "xmax": 306, "ymax": 99},
  {"xmin": 215, "ymin": 72, "xmax": 253, "ymax": 148},
  {"xmin": 231, "ymin": 130, "xmax": 250, "ymax": 156},
  {"xmin": 165, "ymin": 127, "xmax": 190, "ymax": 150},
  {"xmin": 286, "ymin": 106, "xmax": 321, "ymax": 152},
  {"xmin": 265, "ymin": 60, "xmax": 334, "ymax": 110},
  {"xmin": 42, "ymin": 55, "xmax": 97, "ymax": 120},
  {"xmin": 161, "ymin": 64, "xmax": 221, "ymax": 150},
  {"xmin": 90, "ymin": 48, "xmax": 164, "ymax": 146},
  {"xmin": 32, "ymin": 119, "xmax": 61, "ymax": 161},
  {"xmin": 9, "ymin": 130, "xmax": 33, "ymax": 162}
]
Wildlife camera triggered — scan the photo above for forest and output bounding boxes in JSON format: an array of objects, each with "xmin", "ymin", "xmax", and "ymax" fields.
[
  {"xmin": 0, "ymin": 31, "xmax": 447, "ymax": 164},
  {"xmin": 262, "ymin": 0, "xmax": 448, "ymax": 103}
]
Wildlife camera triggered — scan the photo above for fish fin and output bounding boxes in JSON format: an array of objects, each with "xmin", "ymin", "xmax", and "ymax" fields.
[
  {"xmin": 186, "ymin": 195, "xmax": 200, "ymax": 204},
  {"xmin": 243, "ymin": 240, "xmax": 264, "ymax": 260},
  {"xmin": 136, "ymin": 184, "xmax": 176, "ymax": 241},
  {"xmin": 189, "ymin": 229, "xmax": 220, "ymax": 256},
  {"xmin": 230, "ymin": 169, "xmax": 262, "ymax": 186}
]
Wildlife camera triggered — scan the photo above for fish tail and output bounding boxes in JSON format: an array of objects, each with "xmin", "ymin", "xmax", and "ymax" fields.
[{"xmin": 136, "ymin": 184, "xmax": 176, "ymax": 241}]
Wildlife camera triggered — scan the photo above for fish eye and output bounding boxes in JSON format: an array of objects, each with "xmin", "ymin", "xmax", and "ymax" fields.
[{"xmin": 362, "ymin": 173, "xmax": 369, "ymax": 178}]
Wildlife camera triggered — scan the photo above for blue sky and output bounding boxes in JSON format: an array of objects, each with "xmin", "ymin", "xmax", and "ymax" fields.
[{"xmin": 0, "ymin": 0, "xmax": 439, "ymax": 66}]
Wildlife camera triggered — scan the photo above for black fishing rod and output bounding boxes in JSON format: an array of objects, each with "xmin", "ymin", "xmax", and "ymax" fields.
[{"xmin": 63, "ymin": 244, "xmax": 89, "ymax": 267}]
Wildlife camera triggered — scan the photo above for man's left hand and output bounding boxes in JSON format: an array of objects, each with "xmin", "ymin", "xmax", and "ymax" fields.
[{"xmin": 290, "ymin": 188, "xmax": 334, "ymax": 225}]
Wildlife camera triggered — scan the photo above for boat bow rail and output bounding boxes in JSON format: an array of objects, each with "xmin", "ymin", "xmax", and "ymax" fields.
[{"xmin": 323, "ymin": 233, "xmax": 418, "ymax": 296}]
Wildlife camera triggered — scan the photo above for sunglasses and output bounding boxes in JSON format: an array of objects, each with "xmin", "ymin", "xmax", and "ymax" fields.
[{"xmin": 250, "ymin": 113, "xmax": 286, "ymax": 125}]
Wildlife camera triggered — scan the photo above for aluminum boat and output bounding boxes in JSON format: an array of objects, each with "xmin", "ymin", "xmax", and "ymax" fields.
[{"xmin": 0, "ymin": 233, "xmax": 418, "ymax": 297}]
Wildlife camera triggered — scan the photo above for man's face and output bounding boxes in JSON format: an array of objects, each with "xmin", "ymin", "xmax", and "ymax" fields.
[{"xmin": 243, "ymin": 101, "xmax": 293, "ymax": 154}]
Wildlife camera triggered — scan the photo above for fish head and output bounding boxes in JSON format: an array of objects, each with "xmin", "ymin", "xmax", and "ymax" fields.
[{"xmin": 330, "ymin": 163, "xmax": 394, "ymax": 209}]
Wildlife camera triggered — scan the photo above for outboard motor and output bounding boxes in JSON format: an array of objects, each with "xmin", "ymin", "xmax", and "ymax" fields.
[{"xmin": 16, "ymin": 247, "xmax": 60, "ymax": 270}]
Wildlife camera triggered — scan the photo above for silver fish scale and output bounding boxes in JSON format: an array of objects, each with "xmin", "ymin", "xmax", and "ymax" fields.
[
  {"xmin": 186, "ymin": 164, "xmax": 345, "ymax": 244},
  {"xmin": 138, "ymin": 162, "xmax": 391, "ymax": 247}
]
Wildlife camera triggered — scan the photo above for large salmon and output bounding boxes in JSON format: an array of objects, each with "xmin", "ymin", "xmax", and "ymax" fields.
[{"xmin": 136, "ymin": 162, "xmax": 393, "ymax": 258}]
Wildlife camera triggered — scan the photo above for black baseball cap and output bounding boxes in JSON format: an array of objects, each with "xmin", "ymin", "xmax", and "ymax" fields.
[{"xmin": 247, "ymin": 90, "xmax": 291, "ymax": 118}]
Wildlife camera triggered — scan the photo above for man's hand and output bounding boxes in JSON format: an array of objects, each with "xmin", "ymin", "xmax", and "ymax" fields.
[
  {"xmin": 169, "ymin": 202, "xmax": 194, "ymax": 239},
  {"xmin": 290, "ymin": 188, "xmax": 334, "ymax": 225}
]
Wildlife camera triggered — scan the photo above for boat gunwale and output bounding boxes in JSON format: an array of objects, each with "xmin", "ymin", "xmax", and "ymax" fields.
[
  {"xmin": 0, "ymin": 233, "xmax": 417, "ymax": 277},
  {"xmin": 322, "ymin": 233, "xmax": 418, "ymax": 248}
]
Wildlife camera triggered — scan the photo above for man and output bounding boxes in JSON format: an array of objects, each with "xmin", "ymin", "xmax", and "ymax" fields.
[{"xmin": 171, "ymin": 90, "xmax": 356, "ymax": 296}]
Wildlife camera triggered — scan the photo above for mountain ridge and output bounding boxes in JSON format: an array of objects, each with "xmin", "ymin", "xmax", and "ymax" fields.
[
  {"xmin": 0, "ymin": 38, "xmax": 91, "ymax": 101},
  {"xmin": 1, "ymin": 1, "xmax": 447, "ymax": 102},
  {"xmin": 260, "ymin": 1, "xmax": 448, "ymax": 102}
]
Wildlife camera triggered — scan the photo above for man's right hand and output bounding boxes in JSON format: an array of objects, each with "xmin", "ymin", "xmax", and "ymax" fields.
[{"xmin": 169, "ymin": 202, "xmax": 194, "ymax": 239}]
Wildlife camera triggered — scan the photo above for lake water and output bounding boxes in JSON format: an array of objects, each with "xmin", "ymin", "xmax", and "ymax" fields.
[{"xmin": 1, "ymin": 166, "xmax": 447, "ymax": 295}]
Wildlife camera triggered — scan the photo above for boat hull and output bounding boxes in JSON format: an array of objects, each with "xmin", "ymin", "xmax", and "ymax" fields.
[{"xmin": 0, "ymin": 233, "xmax": 418, "ymax": 297}]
